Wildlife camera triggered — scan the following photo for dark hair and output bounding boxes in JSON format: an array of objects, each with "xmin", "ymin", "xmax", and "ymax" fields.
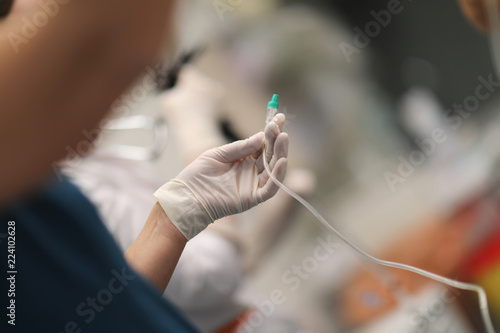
[{"xmin": 0, "ymin": 0, "xmax": 14, "ymax": 18}]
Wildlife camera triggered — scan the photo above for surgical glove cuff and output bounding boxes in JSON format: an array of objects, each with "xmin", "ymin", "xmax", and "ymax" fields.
[{"xmin": 154, "ymin": 180, "xmax": 214, "ymax": 241}]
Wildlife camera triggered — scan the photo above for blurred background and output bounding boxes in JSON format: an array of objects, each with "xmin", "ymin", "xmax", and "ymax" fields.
[{"xmin": 68, "ymin": 0, "xmax": 500, "ymax": 332}]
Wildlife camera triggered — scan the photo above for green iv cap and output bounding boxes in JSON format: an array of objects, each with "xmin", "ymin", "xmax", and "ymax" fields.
[{"xmin": 268, "ymin": 94, "xmax": 279, "ymax": 109}]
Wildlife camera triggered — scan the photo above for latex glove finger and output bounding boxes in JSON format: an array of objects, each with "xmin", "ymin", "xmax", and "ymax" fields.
[
  {"xmin": 257, "ymin": 157, "xmax": 288, "ymax": 203},
  {"xmin": 259, "ymin": 132, "xmax": 289, "ymax": 187},
  {"xmin": 209, "ymin": 132, "xmax": 264, "ymax": 163},
  {"xmin": 265, "ymin": 114, "xmax": 286, "ymax": 162},
  {"xmin": 257, "ymin": 114, "xmax": 286, "ymax": 173},
  {"xmin": 264, "ymin": 121, "xmax": 280, "ymax": 164},
  {"xmin": 270, "ymin": 132, "xmax": 289, "ymax": 167}
]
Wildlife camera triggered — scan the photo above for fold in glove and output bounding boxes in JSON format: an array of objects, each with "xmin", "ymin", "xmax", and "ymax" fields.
[{"xmin": 154, "ymin": 114, "xmax": 289, "ymax": 240}]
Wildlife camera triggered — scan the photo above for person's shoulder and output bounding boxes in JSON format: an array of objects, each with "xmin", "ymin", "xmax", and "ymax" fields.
[{"xmin": 0, "ymin": 176, "xmax": 199, "ymax": 333}]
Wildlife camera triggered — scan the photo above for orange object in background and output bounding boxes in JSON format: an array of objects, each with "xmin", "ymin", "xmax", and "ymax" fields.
[
  {"xmin": 339, "ymin": 193, "xmax": 500, "ymax": 328},
  {"xmin": 462, "ymin": 227, "xmax": 500, "ymax": 321},
  {"xmin": 339, "ymin": 221, "xmax": 469, "ymax": 327}
]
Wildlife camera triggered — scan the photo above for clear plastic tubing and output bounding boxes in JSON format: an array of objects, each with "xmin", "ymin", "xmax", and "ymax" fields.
[{"xmin": 263, "ymin": 94, "xmax": 496, "ymax": 333}]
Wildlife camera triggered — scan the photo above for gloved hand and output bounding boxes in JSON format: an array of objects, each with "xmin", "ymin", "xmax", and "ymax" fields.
[{"xmin": 154, "ymin": 114, "xmax": 288, "ymax": 240}]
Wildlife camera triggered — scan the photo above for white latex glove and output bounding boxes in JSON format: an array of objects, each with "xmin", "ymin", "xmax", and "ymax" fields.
[{"xmin": 154, "ymin": 114, "xmax": 288, "ymax": 240}]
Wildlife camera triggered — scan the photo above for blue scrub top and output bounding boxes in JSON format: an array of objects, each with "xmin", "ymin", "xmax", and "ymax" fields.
[{"xmin": 0, "ymin": 176, "xmax": 199, "ymax": 333}]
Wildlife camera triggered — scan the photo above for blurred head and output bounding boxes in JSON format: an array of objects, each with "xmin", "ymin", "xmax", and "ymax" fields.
[
  {"xmin": 459, "ymin": 0, "xmax": 500, "ymax": 78},
  {"xmin": 4, "ymin": 0, "xmax": 42, "ymax": 16},
  {"xmin": 458, "ymin": 0, "xmax": 489, "ymax": 32},
  {"xmin": 0, "ymin": 0, "xmax": 14, "ymax": 17}
]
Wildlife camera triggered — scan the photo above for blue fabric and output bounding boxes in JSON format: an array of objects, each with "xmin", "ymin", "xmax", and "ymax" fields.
[{"xmin": 0, "ymin": 177, "xmax": 199, "ymax": 333}]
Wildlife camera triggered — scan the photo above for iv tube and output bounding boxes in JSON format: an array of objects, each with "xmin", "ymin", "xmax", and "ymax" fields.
[
  {"xmin": 265, "ymin": 94, "xmax": 279, "ymax": 125},
  {"xmin": 263, "ymin": 95, "xmax": 496, "ymax": 333}
]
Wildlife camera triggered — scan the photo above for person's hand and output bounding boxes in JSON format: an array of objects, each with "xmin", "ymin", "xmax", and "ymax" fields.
[{"xmin": 154, "ymin": 114, "xmax": 288, "ymax": 240}]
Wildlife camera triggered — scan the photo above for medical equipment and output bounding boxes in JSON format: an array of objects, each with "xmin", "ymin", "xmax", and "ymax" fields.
[
  {"xmin": 263, "ymin": 94, "xmax": 497, "ymax": 333},
  {"xmin": 97, "ymin": 49, "xmax": 205, "ymax": 161},
  {"xmin": 101, "ymin": 115, "xmax": 168, "ymax": 161},
  {"xmin": 266, "ymin": 94, "xmax": 280, "ymax": 125},
  {"xmin": 156, "ymin": 48, "xmax": 204, "ymax": 91}
]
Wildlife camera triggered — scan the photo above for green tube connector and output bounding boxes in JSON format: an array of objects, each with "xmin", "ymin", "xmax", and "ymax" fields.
[{"xmin": 265, "ymin": 94, "xmax": 279, "ymax": 124}]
